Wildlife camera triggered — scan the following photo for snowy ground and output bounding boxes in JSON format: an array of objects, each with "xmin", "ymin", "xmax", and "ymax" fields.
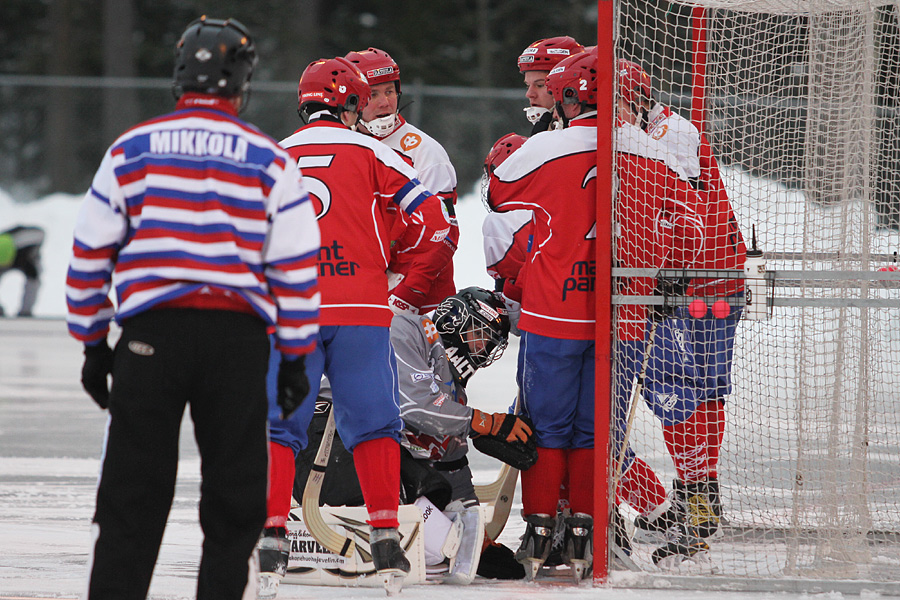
[{"xmin": 2, "ymin": 187, "xmax": 899, "ymax": 598}]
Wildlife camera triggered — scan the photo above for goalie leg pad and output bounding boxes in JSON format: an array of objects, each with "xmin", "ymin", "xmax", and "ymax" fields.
[
  {"xmin": 414, "ymin": 496, "xmax": 459, "ymax": 566},
  {"xmin": 443, "ymin": 501, "xmax": 485, "ymax": 585}
]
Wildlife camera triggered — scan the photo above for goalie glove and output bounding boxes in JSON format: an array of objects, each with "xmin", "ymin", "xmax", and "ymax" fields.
[{"xmin": 469, "ymin": 409, "xmax": 538, "ymax": 471}]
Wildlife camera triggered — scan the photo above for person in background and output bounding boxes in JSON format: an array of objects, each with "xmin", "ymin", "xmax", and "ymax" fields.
[
  {"xmin": 65, "ymin": 16, "xmax": 320, "ymax": 600},
  {"xmin": 0, "ymin": 225, "xmax": 44, "ymax": 317}
]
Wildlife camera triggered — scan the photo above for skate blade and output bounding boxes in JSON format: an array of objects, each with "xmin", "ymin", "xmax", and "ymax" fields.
[
  {"xmin": 257, "ymin": 572, "xmax": 282, "ymax": 600},
  {"xmin": 569, "ymin": 559, "xmax": 591, "ymax": 582},
  {"xmin": 632, "ymin": 528, "xmax": 667, "ymax": 545},
  {"xmin": 380, "ymin": 569, "xmax": 407, "ymax": 596},
  {"xmin": 519, "ymin": 558, "xmax": 544, "ymax": 581},
  {"xmin": 656, "ymin": 548, "xmax": 714, "ymax": 572},
  {"xmin": 610, "ymin": 544, "xmax": 640, "ymax": 572}
]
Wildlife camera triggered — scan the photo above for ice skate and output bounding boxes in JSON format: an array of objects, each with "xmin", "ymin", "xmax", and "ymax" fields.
[
  {"xmin": 633, "ymin": 500, "xmax": 681, "ymax": 543},
  {"xmin": 256, "ymin": 526, "xmax": 289, "ymax": 600},
  {"xmin": 609, "ymin": 506, "xmax": 640, "ymax": 571},
  {"xmin": 561, "ymin": 512, "xmax": 593, "ymax": 582},
  {"xmin": 651, "ymin": 522, "xmax": 710, "ymax": 569},
  {"xmin": 370, "ymin": 527, "xmax": 411, "ymax": 596},
  {"xmin": 543, "ymin": 510, "xmax": 567, "ymax": 567},
  {"xmin": 674, "ymin": 478, "xmax": 721, "ymax": 539},
  {"xmin": 514, "ymin": 513, "xmax": 555, "ymax": 581}
]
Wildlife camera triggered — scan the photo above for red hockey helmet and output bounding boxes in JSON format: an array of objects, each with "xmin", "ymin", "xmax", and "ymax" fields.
[
  {"xmin": 344, "ymin": 47, "xmax": 401, "ymax": 93},
  {"xmin": 481, "ymin": 133, "xmax": 527, "ymax": 210},
  {"xmin": 483, "ymin": 133, "xmax": 527, "ymax": 175},
  {"xmin": 546, "ymin": 47, "xmax": 598, "ymax": 107},
  {"xmin": 518, "ymin": 36, "xmax": 585, "ymax": 73},
  {"xmin": 617, "ymin": 58, "xmax": 653, "ymax": 105},
  {"xmin": 298, "ymin": 56, "xmax": 371, "ymax": 116}
]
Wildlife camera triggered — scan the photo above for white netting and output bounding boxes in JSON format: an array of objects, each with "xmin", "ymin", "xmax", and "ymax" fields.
[{"xmin": 611, "ymin": 0, "xmax": 900, "ymax": 587}]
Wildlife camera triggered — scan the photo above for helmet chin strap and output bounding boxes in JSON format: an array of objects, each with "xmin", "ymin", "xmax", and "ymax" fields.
[
  {"xmin": 361, "ymin": 113, "xmax": 400, "ymax": 137},
  {"xmin": 523, "ymin": 106, "xmax": 550, "ymax": 125}
]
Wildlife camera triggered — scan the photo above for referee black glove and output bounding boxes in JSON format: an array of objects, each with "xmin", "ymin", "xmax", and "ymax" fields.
[
  {"xmin": 277, "ymin": 355, "xmax": 309, "ymax": 419},
  {"xmin": 81, "ymin": 342, "xmax": 114, "ymax": 409}
]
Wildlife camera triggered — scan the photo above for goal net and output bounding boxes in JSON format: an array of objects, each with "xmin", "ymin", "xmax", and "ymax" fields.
[{"xmin": 608, "ymin": 0, "xmax": 900, "ymax": 590}]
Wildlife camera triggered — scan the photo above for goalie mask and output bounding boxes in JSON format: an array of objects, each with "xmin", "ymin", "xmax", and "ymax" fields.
[{"xmin": 433, "ymin": 287, "xmax": 510, "ymax": 386}]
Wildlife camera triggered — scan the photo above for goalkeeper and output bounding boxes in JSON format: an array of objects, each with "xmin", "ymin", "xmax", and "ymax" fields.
[{"xmin": 292, "ymin": 287, "xmax": 532, "ymax": 584}]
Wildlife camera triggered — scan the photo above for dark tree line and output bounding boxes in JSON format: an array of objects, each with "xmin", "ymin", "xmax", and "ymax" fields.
[{"xmin": 0, "ymin": 0, "xmax": 598, "ymax": 195}]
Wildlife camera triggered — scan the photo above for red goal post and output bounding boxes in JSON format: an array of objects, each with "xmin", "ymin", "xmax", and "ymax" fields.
[{"xmin": 596, "ymin": 0, "xmax": 900, "ymax": 592}]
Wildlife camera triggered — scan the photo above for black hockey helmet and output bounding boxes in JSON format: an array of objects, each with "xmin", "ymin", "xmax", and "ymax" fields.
[
  {"xmin": 433, "ymin": 287, "xmax": 510, "ymax": 382},
  {"xmin": 173, "ymin": 16, "xmax": 258, "ymax": 101}
]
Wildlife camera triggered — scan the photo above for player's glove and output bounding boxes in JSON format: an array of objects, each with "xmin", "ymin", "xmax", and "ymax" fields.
[
  {"xmin": 81, "ymin": 342, "xmax": 114, "ymax": 409},
  {"xmin": 470, "ymin": 409, "xmax": 532, "ymax": 442},
  {"xmin": 649, "ymin": 276, "xmax": 690, "ymax": 321},
  {"xmin": 277, "ymin": 355, "xmax": 309, "ymax": 420},
  {"xmin": 470, "ymin": 409, "xmax": 538, "ymax": 470}
]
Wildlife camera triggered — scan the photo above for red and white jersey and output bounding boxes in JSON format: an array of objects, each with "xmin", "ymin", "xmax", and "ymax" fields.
[
  {"xmin": 645, "ymin": 104, "xmax": 746, "ymax": 297},
  {"xmin": 615, "ymin": 125, "xmax": 707, "ymax": 340},
  {"xmin": 694, "ymin": 133, "xmax": 747, "ymax": 297},
  {"xmin": 280, "ymin": 117, "xmax": 450, "ymax": 327},
  {"xmin": 645, "ymin": 103, "xmax": 701, "ymax": 180},
  {"xmin": 381, "ymin": 116, "xmax": 457, "ymax": 200},
  {"xmin": 482, "ymin": 209, "xmax": 532, "ymax": 303},
  {"xmin": 488, "ymin": 115, "xmax": 597, "ymax": 340},
  {"xmin": 377, "ymin": 116, "xmax": 459, "ymax": 312}
]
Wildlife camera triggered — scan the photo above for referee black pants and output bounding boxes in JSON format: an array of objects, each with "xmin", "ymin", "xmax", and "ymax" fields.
[{"xmin": 87, "ymin": 309, "xmax": 269, "ymax": 600}]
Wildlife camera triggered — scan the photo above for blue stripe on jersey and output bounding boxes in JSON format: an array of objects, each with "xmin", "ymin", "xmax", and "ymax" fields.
[
  {"xmin": 280, "ymin": 193, "xmax": 310, "ymax": 214},
  {"xmin": 88, "ymin": 186, "xmax": 113, "ymax": 207},
  {"xmin": 137, "ymin": 187, "xmax": 266, "ymax": 211},
  {"xmin": 68, "ymin": 321, "xmax": 110, "ymax": 340},
  {"xmin": 115, "ymin": 154, "xmax": 278, "ymax": 190},
  {"xmin": 137, "ymin": 218, "xmax": 266, "ymax": 245},
  {"xmin": 116, "ymin": 249, "xmax": 249, "ymax": 268},
  {"xmin": 404, "ymin": 191, "xmax": 430, "ymax": 214},
  {"xmin": 393, "ymin": 178, "xmax": 430, "ymax": 214},
  {"xmin": 66, "ymin": 291, "xmax": 113, "ymax": 310},
  {"xmin": 394, "ymin": 180, "xmax": 417, "ymax": 207}
]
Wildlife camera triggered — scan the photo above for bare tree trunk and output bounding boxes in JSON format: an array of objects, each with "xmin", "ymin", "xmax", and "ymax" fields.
[
  {"xmin": 279, "ymin": 0, "xmax": 322, "ymax": 80},
  {"xmin": 103, "ymin": 0, "xmax": 139, "ymax": 146},
  {"xmin": 46, "ymin": 0, "xmax": 79, "ymax": 193},
  {"xmin": 477, "ymin": 0, "xmax": 492, "ymax": 156}
]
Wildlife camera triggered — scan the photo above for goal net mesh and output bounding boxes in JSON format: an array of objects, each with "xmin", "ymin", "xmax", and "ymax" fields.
[{"xmin": 611, "ymin": 0, "xmax": 900, "ymax": 583}]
